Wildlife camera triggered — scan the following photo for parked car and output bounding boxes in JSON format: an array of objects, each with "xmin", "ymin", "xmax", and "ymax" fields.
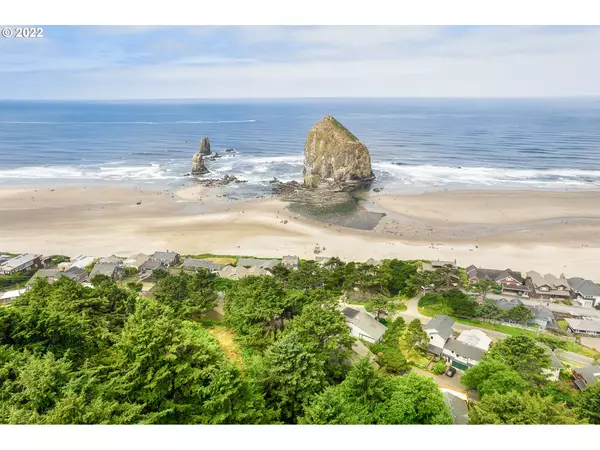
[{"xmin": 445, "ymin": 367, "xmax": 457, "ymax": 377}]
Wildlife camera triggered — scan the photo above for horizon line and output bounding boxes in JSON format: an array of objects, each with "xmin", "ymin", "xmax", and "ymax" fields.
[{"xmin": 2, "ymin": 95, "xmax": 600, "ymax": 102}]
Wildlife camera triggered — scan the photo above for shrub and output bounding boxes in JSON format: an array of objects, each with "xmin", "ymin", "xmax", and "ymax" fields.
[{"xmin": 432, "ymin": 360, "xmax": 447, "ymax": 375}]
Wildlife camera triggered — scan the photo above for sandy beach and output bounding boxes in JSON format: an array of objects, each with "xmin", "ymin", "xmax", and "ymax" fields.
[{"xmin": 1, "ymin": 186, "xmax": 600, "ymax": 280}]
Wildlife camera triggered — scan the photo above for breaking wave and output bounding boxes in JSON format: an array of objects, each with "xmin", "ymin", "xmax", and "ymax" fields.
[{"xmin": 0, "ymin": 120, "xmax": 257, "ymax": 125}]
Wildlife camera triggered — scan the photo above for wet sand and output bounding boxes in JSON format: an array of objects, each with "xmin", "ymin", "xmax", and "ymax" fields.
[{"xmin": 1, "ymin": 185, "xmax": 600, "ymax": 280}]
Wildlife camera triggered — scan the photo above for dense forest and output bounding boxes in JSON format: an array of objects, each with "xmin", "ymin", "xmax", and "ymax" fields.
[{"xmin": 0, "ymin": 258, "xmax": 598, "ymax": 424}]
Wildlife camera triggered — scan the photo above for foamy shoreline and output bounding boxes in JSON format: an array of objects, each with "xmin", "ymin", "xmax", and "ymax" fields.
[{"xmin": 1, "ymin": 185, "xmax": 600, "ymax": 281}]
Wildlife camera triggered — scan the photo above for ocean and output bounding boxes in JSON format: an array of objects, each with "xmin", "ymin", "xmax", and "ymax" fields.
[{"xmin": 1, "ymin": 98, "xmax": 600, "ymax": 193}]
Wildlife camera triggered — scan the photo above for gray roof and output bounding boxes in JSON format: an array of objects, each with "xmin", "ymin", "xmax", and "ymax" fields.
[
  {"xmin": 538, "ymin": 344, "xmax": 565, "ymax": 371},
  {"xmin": 182, "ymin": 258, "xmax": 225, "ymax": 271},
  {"xmin": 565, "ymin": 318, "xmax": 600, "ymax": 333},
  {"xmin": 568, "ymin": 277, "xmax": 600, "ymax": 297},
  {"xmin": 466, "ymin": 265, "xmax": 523, "ymax": 283},
  {"xmin": 425, "ymin": 315, "xmax": 455, "ymax": 340},
  {"xmin": 139, "ymin": 259, "xmax": 167, "ymax": 272},
  {"xmin": 90, "ymin": 263, "xmax": 121, "ymax": 278},
  {"xmin": 152, "ymin": 251, "xmax": 179, "ymax": 262},
  {"xmin": 343, "ymin": 307, "xmax": 387, "ymax": 341},
  {"xmin": 431, "ymin": 260, "xmax": 456, "ymax": 268},
  {"xmin": 443, "ymin": 338, "xmax": 485, "ymax": 361},
  {"xmin": 492, "ymin": 298, "xmax": 523, "ymax": 311},
  {"xmin": 28, "ymin": 268, "xmax": 62, "ymax": 284},
  {"xmin": 527, "ymin": 271, "xmax": 570, "ymax": 291},
  {"xmin": 237, "ymin": 258, "xmax": 281, "ymax": 269},
  {"xmin": 574, "ymin": 366, "xmax": 600, "ymax": 387},
  {"xmin": 1, "ymin": 253, "xmax": 41, "ymax": 270},
  {"xmin": 427, "ymin": 344, "xmax": 444, "ymax": 356},
  {"xmin": 98, "ymin": 255, "xmax": 123, "ymax": 265},
  {"xmin": 64, "ymin": 266, "xmax": 89, "ymax": 283}
]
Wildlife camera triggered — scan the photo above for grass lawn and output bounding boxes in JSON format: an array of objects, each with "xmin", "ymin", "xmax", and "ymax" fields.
[
  {"xmin": 419, "ymin": 304, "xmax": 452, "ymax": 317},
  {"xmin": 455, "ymin": 318, "xmax": 600, "ymax": 359},
  {"xmin": 398, "ymin": 339, "xmax": 431, "ymax": 368},
  {"xmin": 202, "ymin": 256, "xmax": 237, "ymax": 265},
  {"xmin": 207, "ymin": 326, "xmax": 244, "ymax": 370},
  {"xmin": 557, "ymin": 319, "xmax": 568, "ymax": 332}
]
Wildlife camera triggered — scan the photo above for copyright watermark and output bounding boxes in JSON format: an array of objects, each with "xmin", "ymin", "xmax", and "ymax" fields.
[{"xmin": 2, "ymin": 27, "xmax": 44, "ymax": 38}]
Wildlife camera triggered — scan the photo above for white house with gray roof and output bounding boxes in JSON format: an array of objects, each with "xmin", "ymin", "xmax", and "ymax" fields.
[
  {"xmin": 565, "ymin": 318, "xmax": 600, "ymax": 336},
  {"xmin": 568, "ymin": 277, "xmax": 600, "ymax": 308},
  {"xmin": 1, "ymin": 254, "xmax": 43, "ymax": 275},
  {"xmin": 341, "ymin": 307, "xmax": 387, "ymax": 344},
  {"xmin": 442, "ymin": 338, "xmax": 486, "ymax": 369},
  {"xmin": 151, "ymin": 251, "xmax": 180, "ymax": 267},
  {"xmin": 424, "ymin": 315, "xmax": 455, "ymax": 356}
]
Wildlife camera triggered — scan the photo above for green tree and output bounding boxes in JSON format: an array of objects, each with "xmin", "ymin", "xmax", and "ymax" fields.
[
  {"xmin": 537, "ymin": 334, "xmax": 568, "ymax": 352},
  {"xmin": 477, "ymin": 301, "xmax": 504, "ymax": 320},
  {"xmin": 224, "ymin": 276, "xmax": 291, "ymax": 349},
  {"xmin": 374, "ymin": 373, "xmax": 452, "ymax": 424},
  {"xmin": 153, "ymin": 271, "xmax": 217, "ymax": 317},
  {"xmin": 461, "ymin": 359, "xmax": 529, "ymax": 396},
  {"xmin": 284, "ymin": 303, "xmax": 354, "ymax": 382},
  {"xmin": 576, "ymin": 384, "xmax": 600, "ymax": 424},
  {"xmin": 445, "ymin": 289, "xmax": 478, "ymax": 318},
  {"xmin": 486, "ymin": 336, "xmax": 551, "ymax": 385},
  {"xmin": 504, "ymin": 304, "xmax": 535, "ymax": 325},
  {"xmin": 468, "ymin": 391, "xmax": 582, "ymax": 424},
  {"xmin": 259, "ymin": 331, "xmax": 327, "ymax": 423},
  {"xmin": 380, "ymin": 317, "xmax": 406, "ymax": 348},
  {"xmin": 403, "ymin": 319, "xmax": 428, "ymax": 353},
  {"xmin": 105, "ymin": 298, "xmax": 268, "ymax": 424},
  {"xmin": 439, "ymin": 264, "xmax": 458, "ymax": 290},
  {"xmin": 473, "ymin": 279, "xmax": 498, "ymax": 301},
  {"xmin": 365, "ymin": 295, "xmax": 400, "ymax": 321},
  {"xmin": 302, "ymin": 359, "xmax": 451, "ymax": 424},
  {"xmin": 377, "ymin": 347, "xmax": 410, "ymax": 375}
]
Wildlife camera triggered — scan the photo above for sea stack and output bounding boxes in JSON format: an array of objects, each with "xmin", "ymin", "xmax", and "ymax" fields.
[
  {"xmin": 303, "ymin": 116, "xmax": 374, "ymax": 189},
  {"xmin": 199, "ymin": 137, "xmax": 211, "ymax": 156},
  {"xmin": 191, "ymin": 151, "xmax": 209, "ymax": 175}
]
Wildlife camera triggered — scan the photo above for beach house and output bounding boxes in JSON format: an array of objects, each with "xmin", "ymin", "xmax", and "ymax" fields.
[
  {"xmin": 124, "ymin": 253, "xmax": 151, "ymax": 270},
  {"xmin": 58, "ymin": 255, "xmax": 96, "ymax": 271},
  {"xmin": 441, "ymin": 338, "xmax": 486, "ymax": 370},
  {"xmin": 90, "ymin": 263, "xmax": 124, "ymax": 281},
  {"xmin": 466, "ymin": 265, "xmax": 529, "ymax": 296},
  {"xmin": 567, "ymin": 277, "xmax": 600, "ymax": 308},
  {"xmin": 525, "ymin": 271, "xmax": 571, "ymax": 301},
  {"xmin": 492, "ymin": 298, "xmax": 558, "ymax": 329},
  {"xmin": 1, "ymin": 253, "xmax": 43, "ymax": 275},
  {"xmin": 0, "ymin": 288, "xmax": 27, "ymax": 304},
  {"xmin": 151, "ymin": 251, "xmax": 180, "ymax": 267},
  {"xmin": 237, "ymin": 258, "xmax": 281, "ymax": 270},
  {"xmin": 572, "ymin": 366, "xmax": 600, "ymax": 390},
  {"xmin": 341, "ymin": 306, "xmax": 387, "ymax": 344},
  {"xmin": 564, "ymin": 318, "xmax": 600, "ymax": 336},
  {"xmin": 424, "ymin": 315, "xmax": 455, "ymax": 356},
  {"xmin": 282, "ymin": 255, "xmax": 300, "ymax": 269},
  {"xmin": 182, "ymin": 258, "xmax": 226, "ymax": 273}
]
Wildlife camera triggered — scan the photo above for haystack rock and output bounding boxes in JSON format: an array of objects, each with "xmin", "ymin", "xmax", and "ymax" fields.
[
  {"xmin": 191, "ymin": 151, "xmax": 209, "ymax": 175},
  {"xmin": 303, "ymin": 116, "xmax": 374, "ymax": 188},
  {"xmin": 199, "ymin": 137, "xmax": 211, "ymax": 156}
]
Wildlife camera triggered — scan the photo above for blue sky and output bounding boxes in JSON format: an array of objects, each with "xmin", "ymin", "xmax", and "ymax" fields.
[{"xmin": 1, "ymin": 26, "xmax": 600, "ymax": 99}]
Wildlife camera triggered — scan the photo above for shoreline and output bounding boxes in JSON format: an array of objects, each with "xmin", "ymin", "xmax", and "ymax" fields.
[{"xmin": 1, "ymin": 185, "xmax": 600, "ymax": 281}]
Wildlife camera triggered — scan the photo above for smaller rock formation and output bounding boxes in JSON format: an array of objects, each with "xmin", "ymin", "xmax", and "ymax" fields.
[
  {"xmin": 191, "ymin": 151, "xmax": 209, "ymax": 175},
  {"xmin": 199, "ymin": 137, "xmax": 211, "ymax": 156},
  {"xmin": 194, "ymin": 175, "xmax": 247, "ymax": 187}
]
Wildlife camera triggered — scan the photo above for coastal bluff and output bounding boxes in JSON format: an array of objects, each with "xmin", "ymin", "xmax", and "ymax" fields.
[{"xmin": 303, "ymin": 115, "xmax": 375, "ymax": 189}]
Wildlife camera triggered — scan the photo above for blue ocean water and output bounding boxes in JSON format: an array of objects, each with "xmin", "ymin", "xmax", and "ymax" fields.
[{"xmin": 1, "ymin": 98, "xmax": 600, "ymax": 191}]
